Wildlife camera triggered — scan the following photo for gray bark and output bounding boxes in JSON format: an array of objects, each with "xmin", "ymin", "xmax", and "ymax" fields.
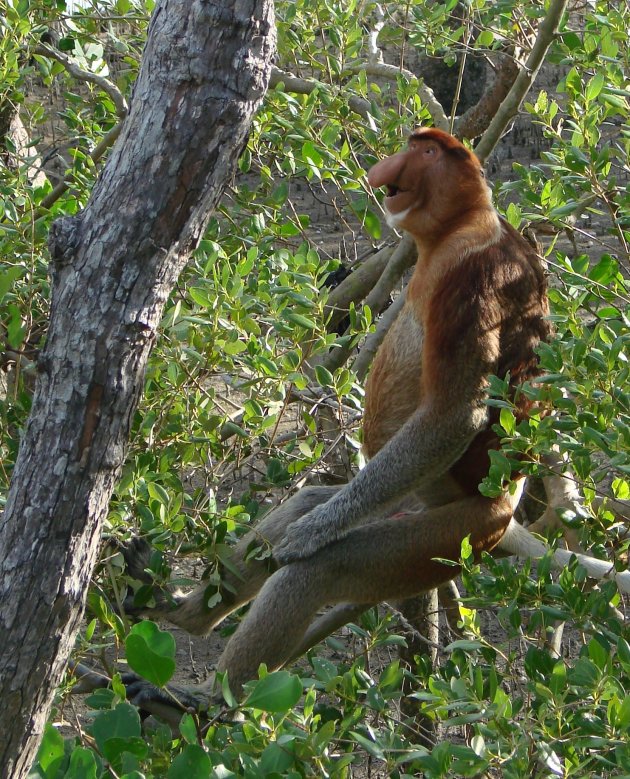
[{"xmin": 0, "ymin": 2, "xmax": 275, "ymax": 776}]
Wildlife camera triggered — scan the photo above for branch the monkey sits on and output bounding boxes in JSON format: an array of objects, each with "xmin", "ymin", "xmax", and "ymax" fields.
[{"xmin": 116, "ymin": 128, "xmax": 630, "ymax": 716}]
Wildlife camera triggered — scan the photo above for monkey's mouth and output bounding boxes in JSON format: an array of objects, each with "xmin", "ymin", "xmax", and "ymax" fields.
[{"xmin": 384, "ymin": 185, "xmax": 410, "ymax": 214}]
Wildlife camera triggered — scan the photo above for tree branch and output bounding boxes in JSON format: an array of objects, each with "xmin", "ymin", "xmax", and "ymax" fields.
[
  {"xmin": 474, "ymin": 0, "xmax": 568, "ymax": 162},
  {"xmin": 271, "ymin": 63, "xmax": 449, "ymax": 130},
  {"xmin": 270, "ymin": 67, "xmax": 372, "ymax": 119},
  {"xmin": 345, "ymin": 62, "xmax": 449, "ymax": 131},
  {"xmin": 454, "ymin": 53, "xmax": 519, "ymax": 140},
  {"xmin": 39, "ymin": 123, "xmax": 122, "ymax": 211},
  {"xmin": 354, "ymin": 290, "xmax": 406, "ymax": 381},
  {"xmin": 34, "ymin": 43, "xmax": 128, "ymax": 118},
  {"xmin": 362, "ymin": 232, "xmax": 416, "ymax": 315},
  {"xmin": 319, "ymin": 234, "xmax": 416, "ymax": 374},
  {"xmin": 324, "ymin": 244, "xmax": 394, "ymax": 330}
]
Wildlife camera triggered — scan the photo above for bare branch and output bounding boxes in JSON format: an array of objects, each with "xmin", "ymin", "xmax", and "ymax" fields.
[
  {"xmin": 39, "ymin": 123, "xmax": 122, "ymax": 211},
  {"xmin": 362, "ymin": 232, "xmax": 416, "ymax": 315},
  {"xmin": 35, "ymin": 43, "xmax": 128, "ymax": 118},
  {"xmin": 31, "ymin": 43, "xmax": 128, "ymax": 212},
  {"xmin": 324, "ymin": 244, "xmax": 394, "ymax": 330},
  {"xmin": 319, "ymin": 234, "xmax": 416, "ymax": 374},
  {"xmin": 347, "ymin": 62, "xmax": 449, "ymax": 131},
  {"xmin": 0, "ymin": 108, "xmax": 48, "ymax": 188},
  {"xmin": 354, "ymin": 290, "xmax": 406, "ymax": 381},
  {"xmin": 270, "ymin": 67, "xmax": 372, "ymax": 119},
  {"xmin": 454, "ymin": 53, "xmax": 519, "ymax": 140},
  {"xmin": 271, "ymin": 63, "xmax": 449, "ymax": 130},
  {"xmin": 366, "ymin": 3, "xmax": 385, "ymax": 64}
]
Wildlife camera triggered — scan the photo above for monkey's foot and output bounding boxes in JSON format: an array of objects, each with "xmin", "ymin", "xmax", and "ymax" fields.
[
  {"xmin": 122, "ymin": 672, "xmax": 214, "ymax": 724},
  {"xmin": 120, "ymin": 537, "xmax": 155, "ymax": 581},
  {"xmin": 71, "ymin": 664, "xmax": 219, "ymax": 727}
]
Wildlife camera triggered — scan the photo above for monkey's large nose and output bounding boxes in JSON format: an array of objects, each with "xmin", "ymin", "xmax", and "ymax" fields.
[{"xmin": 367, "ymin": 152, "xmax": 406, "ymax": 188}]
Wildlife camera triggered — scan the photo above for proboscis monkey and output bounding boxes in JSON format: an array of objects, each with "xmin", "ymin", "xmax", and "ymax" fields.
[{"xmin": 114, "ymin": 129, "xmax": 630, "ymax": 717}]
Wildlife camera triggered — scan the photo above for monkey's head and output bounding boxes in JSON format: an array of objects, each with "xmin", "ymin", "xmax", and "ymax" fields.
[{"xmin": 367, "ymin": 128, "xmax": 490, "ymax": 235}]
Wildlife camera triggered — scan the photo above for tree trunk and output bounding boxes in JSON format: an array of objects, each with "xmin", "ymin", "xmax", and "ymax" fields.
[
  {"xmin": 398, "ymin": 590, "xmax": 440, "ymax": 747},
  {"xmin": 0, "ymin": 2, "xmax": 275, "ymax": 776}
]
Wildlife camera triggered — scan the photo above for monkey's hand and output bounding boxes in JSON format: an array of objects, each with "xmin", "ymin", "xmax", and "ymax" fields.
[{"xmin": 273, "ymin": 505, "xmax": 346, "ymax": 564}]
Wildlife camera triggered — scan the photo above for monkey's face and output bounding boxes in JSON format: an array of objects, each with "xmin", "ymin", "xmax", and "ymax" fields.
[
  {"xmin": 368, "ymin": 133, "xmax": 444, "ymax": 229},
  {"xmin": 367, "ymin": 129, "xmax": 483, "ymax": 232}
]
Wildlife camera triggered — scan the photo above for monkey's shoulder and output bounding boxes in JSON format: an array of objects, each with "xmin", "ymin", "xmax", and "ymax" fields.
[{"xmin": 430, "ymin": 221, "xmax": 547, "ymax": 318}]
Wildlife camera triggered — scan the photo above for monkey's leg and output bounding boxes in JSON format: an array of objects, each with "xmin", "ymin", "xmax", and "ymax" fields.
[
  {"xmin": 128, "ymin": 485, "xmax": 340, "ymax": 635},
  {"xmin": 214, "ymin": 494, "xmax": 512, "ymax": 698},
  {"xmin": 289, "ymin": 602, "xmax": 374, "ymax": 661},
  {"xmin": 116, "ymin": 603, "xmax": 375, "ymax": 719}
]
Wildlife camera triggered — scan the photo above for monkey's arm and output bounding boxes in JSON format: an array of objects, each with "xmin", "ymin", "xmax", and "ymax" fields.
[
  {"xmin": 275, "ymin": 326, "xmax": 499, "ymax": 564},
  {"xmin": 274, "ymin": 405, "xmax": 484, "ymax": 563}
]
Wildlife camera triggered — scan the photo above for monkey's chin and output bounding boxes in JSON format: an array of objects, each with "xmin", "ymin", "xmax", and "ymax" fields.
[{"xmin": 384, "ymin": 205, "xmax": 411, "ymax": 229}]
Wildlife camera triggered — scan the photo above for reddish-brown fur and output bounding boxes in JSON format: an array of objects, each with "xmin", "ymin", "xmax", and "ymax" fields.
[{"xmin": 364, "ymin": 129, "xmax": 550, "ymax": 495}]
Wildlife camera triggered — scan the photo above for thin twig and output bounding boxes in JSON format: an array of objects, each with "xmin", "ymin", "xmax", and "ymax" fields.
[{"xmin": 39, "ymin": 123, "xmax": 122, "ymax": 211}]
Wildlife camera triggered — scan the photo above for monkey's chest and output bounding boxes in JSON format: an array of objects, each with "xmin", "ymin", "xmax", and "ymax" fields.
[{"xmin": 362, "ymin": 306, "xmax": 424, "ymax": 458}]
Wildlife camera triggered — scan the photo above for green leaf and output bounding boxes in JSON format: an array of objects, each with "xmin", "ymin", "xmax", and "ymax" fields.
[
  {"xmin": 188, "ymin": 287, "xmax": 214, "ymax": 307},
  {"xmin": 6, "ymin": 304, "xmax": 24, "ymax": 349},
  {"xmin": 617, "ymin": 638, "xmax": 630, "ymax": 672},
  {"xmin": 244, "ymin": 670, "xmax": 302, "ymax": 712},
  {"xmin": 125, "ymin": 621, "xmax": 176, "ymax": 687},
  {"xmin": 499, "ymin": 408, "xmax": 515, "ymax": 435},
  {"xmin": 600, "ymin": 90, "xmax": 628, "ymax": 112},
  {"xmin": 167, "ymin": 745, "xmax": 212, "ymax": 779},
  {"xmin": 589, "ymin": 254, "xmax": 617, "ymax": 284},
  {"xmin": 476, "ymin": 29, "xmax": 494, "ymax": 47},
  {"xmin": 62, "ymin": 748, "xmax": 98, "ymax": 779},
  {"xmin": 282, "ymin": 310, "xmax": 318, "ymax": 330},
  {"xmin": 348, "ymin": 731, "xmax": 385, "ymax": 760},
  {"xmin": 102, "ymin": 736, "xmax": 148, "ymax": 766},
  {"xmin": 223, "ymin": 339, "xmax": 247, "ymax": 355},
  {"xmin": 587, "ymin": 636, "xmax": 609, "ymax": 670},
  {"xmin": 237, "ymin": 246, "xmax": 257, "ymax": 276},
  {"xmin": 586, "ymin": 73, "xmax": 605, "ymax": 102},
  {"xmin": 315, "ymin": 364, "xmax": 334, "ymax": 387},
  {"xmin": 362, "ymin": 209, "xmax": 382, "ymax": 239},
  {"xmin": 91, "ymin": 703, "xmax": 142, "ymax": 753},
  {"xmin": 0, "ymin": 266, "xmax": 23, "ymax": 302},
  {"xmin": 35, "ymin": 723, "xmax": 64, "ymax": 778},
  {"xmin": 302, "ymin": 140, "xmax": 323, "ymax": 167},
  {"xmin": 147, "ymin": 482, "xmax": 170, "ymax": 506},
  {"xmin": 311, "ymin": 656, "xmax": 339, "ymax": 683},
  {"xmin": 260, "ymin": 741, "xmax": 295, "ymax": 774},
  {"xmin": 179, "ymin": 713, "xmax": 198, "ymax": 745}
]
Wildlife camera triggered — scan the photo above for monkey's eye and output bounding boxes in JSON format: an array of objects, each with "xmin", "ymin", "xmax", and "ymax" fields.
[{"xmin": 387, "ymin": 185, "xmax": 400, "ymax": 197}]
